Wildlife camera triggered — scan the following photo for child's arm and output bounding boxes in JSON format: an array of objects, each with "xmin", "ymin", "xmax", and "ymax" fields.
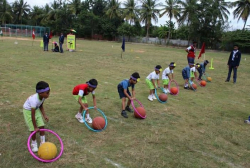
[
  {"xmin": 194, "ymin": 71, "xmax": 197, "ymax": 79},
  {"xmin": 171, "ymin": 73, "xmax": 174, "ymax": 80},
  {"xmin": 151, "ymin": 79, "xmax": 157, "ymax": 89},
  {"xmin": 157, "ymin": 79, "xmax": 160, "ymax": 88},
  {"xmin": 92, "ymin": 94, "xmax": 97, "ymax": 108},
  {"xmin": 39, "ymin": 104, "xmax": 49, "ymax": 122},
  {"xmin": 167, "ymin": 74, "xmax": 171, "ymax": 81},
  {"xmin": 78, "ymin": 96, "xmax": 88, "ymax": 110},
  {"xmin": 132, "ymin": 88, "xmax": 135, "ymax": 99},
  {"xmin": 123, "ymin": 89, "xmax": 133, "ymax": 100},
  {"xmin": 31, "ymin": 108, "xmax": 39, "ymax": 131}
]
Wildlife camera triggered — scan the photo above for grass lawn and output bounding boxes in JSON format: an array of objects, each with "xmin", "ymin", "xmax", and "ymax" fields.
[{"xmin": 0, "ymin": 37, "xmax": 250, "ymax": 168}]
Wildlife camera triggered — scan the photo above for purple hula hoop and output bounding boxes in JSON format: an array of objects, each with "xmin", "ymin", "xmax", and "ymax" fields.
[
  {"xmin": 168, "ymin": 80, "xmax": 179, "ymax": 96},
  {"xmin": 131, "ymin": 99, "xmax": 146, "ymax": 119},
  {"xmin": 27, "ymin": 129, "xmax": 64, "ymax": 163}
]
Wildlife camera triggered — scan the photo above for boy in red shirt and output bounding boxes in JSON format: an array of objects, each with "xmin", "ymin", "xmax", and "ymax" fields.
[
  {"xmin": 186, "ymin": 41, "xmax": 197, "ymax": 63},
  {"xmin": 72, "ymin": 79, "xmax": 98, "ymax": 123}
]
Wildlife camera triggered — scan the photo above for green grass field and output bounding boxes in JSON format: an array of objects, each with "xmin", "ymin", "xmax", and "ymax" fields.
[{"xmin": 0, "ymin": 37, "xmax": 250, "ymax": 168}]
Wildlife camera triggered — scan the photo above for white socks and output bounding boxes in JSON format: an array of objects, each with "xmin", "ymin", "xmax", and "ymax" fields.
[
  {"xmin": 32, "ymin": 140, "xmax": 37, "ymax": 145},
  {"xmin": 40, "ymin": 135, "xmax": 45, "ymax": 144},
  {"xmin": 86, "ymin": 113, "xmax": 90, "ymax": 118},
  {"xmin": 185, "ymin": 83, "xmax": 188, "ymax": 87}
]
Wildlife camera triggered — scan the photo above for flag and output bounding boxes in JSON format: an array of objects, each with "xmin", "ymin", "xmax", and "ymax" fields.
[
  {"xmin": 121, "ymin": 36, "xmax": 125, "ymax": 52},
  {"xmin": 32, "ymin": 29, "xmax": 35, "ymax": 39},
  {"xmin": 0, "ymin": 30, "xmax": 3, "ymax": 36},
  {"xmin": 49, "ymin": 31, "xmax": 53, "ymax": 39},
  {"xmin": 198, "ymin": 42, "xmax": 205, "ymax": 59}
]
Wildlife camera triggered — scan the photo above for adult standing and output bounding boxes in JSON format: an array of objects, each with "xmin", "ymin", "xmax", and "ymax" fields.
[
  {"xmin": 43, "ymin": 32, "xmax": 49, "ymax": 51},
  {"xmin": 186, "ymin": 41, "xmax": 197, "ymax": 63},
  {"xmin": 225, "ymin": 45, "xmax": 241, "ymax": 84},
  {"xmin": 59, "ymin": 33, "xmax": 64, "ymax": 53}
]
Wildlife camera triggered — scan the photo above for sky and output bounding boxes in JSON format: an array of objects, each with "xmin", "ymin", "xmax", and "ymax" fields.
[{"xmin": 7, "ymin": 0, "xmax": 248, "ymax": 30}]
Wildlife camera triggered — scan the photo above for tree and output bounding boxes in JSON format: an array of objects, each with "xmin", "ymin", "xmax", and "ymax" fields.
[
  {"xmin": 12, "ymin": 0, "xmax": 30, "ymax": 24},
  {"xmin": 105, "ymin": 0, "xmax": 122, "ymax": 19},
  {"xmin": 29, "ymin": 6, "xmax": 44, "ymax": 26},
  {"xmin": 231, "ymin": 0, "xmax": 250, "ymax": 30},
  {"xmin": 0, "ymin": 0, "xmax": 13, "ymax": 24},
  {"xmin": 177, "ymin": 0, "xmax": 198, "ymax": 25},
  {"xmin": 212, "ymin": 0, "xmax": 230, "ymax": 24},
  {"xmin": 68, "ymin": 0, "xmax": 82, "ymax": 16},
  {"xmin": 123, "ymin": 0, "xmax": 139, "ymax": 24},
  {"xmin": 117, "ymin": 22, "xmax": 136, "ymax": 40},
  {"xmin": 160, "ymin": 0, "xmax": 180, "ymax": 43},
  {"xmin": 140, "ymin": 0, "xmax": 161, "ymax": 39}
]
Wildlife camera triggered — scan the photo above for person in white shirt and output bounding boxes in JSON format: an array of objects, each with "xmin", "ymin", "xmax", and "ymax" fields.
[
  {"xmin": 162, "ymin": 62, "xmax": 176, "ymax": 93},
  {"xmin": 145, "ymin": 65, "xmax": 162, "ymax": 101},
  {"xmin": 23, "ymin": 81, "xmax": 50, "ymax": 153}
]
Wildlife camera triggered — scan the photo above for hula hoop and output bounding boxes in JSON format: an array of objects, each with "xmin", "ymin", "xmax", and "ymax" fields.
[
  {"xmin": 154, "ymin": 89, "xmax": 167, "ymax": 104},
  {"xmin": 131, "ymin": 99, "xmax": 146, "ymax": 119},
  {"xmin": 202, "ymin": 73, "xmax": 211, "ymax": 83},
  {"xmin": 27, "ymin": 129, "xmax": 64, "ymax": 163},
  {"xmin": 189, "ymin": 80, "xmax": 196, "ymax": 92},
  {"xmin": 82, "ymin": 107, "xmax": 108, "ymax": 132},
  {"xmin": 168, "ymin": 79, "xmax": 179, "ymax": 96}
]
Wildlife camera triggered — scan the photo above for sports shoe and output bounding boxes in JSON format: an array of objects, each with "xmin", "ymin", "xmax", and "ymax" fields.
[
  {"xmin": 75, "ymin": 114, "xmax": 84, "ymax": 123},
  {"xmin": 152, "ymin": 94, "xmax": 157, "ymax": 100},
  {"xmin": 184, "ymin": 86, "xmax": 189, "ymax": 90},
  {"xmin": 165, "ymin": 89, "xmax": 170, "ymax": 94},
  {"xmin": 31, "ymin": 143, "xmax": 38, "ymax": 152},
  {"xmin": 85, "ymin": 117, "xmax": 92, "ymax": 124},
  {"xmin": 244, "ymin": 120, "xmax": 250, "ymax": 124},
  {"xmin": 125, "ymin": 106, "xmax": 133, "ymax": 113},
  {"xmin": 121, "ymin": 110, "xmax": 128, "ymax": 118},
  {"xmin": 148, "ymin": 95, "xmax": 153, "ymax": 101},
  {"xmin": 225, "ymin": 80, "xmax": 229, "ymax": 82},
  {"xmin": 163, "ymin": 88, "xmax": 167, "ymax": 94}
]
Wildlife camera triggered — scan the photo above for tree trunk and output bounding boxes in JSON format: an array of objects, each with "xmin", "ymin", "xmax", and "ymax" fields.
[
  {"xmin": 242, "ymin": 19, "xmax": 247, "ymax": 31},
  {"xmin": 167, "ymin": 18, "xmax": 172, "ymax": 45}
]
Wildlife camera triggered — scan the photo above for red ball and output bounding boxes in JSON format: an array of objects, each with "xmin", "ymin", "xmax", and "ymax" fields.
[
  {"xmin": 159, "ymin": 93, "xmax": 168, "ymax": 102},
  {"xmin": 170, "ymin": 87, "xmax": 178, "ymax": 95},
  {"xmin": 134, "ymin": 107, "xmax": 146, "ymax": 119},
  {"xmin": 92, "ymin": 117, "xmax": 106, "ymax": 130},
  {"xmin": 192, "ymin": 84, "xmax": 197, "ymax": 90},
  {"xmin": 200, "ymin": 80, "xmax": 206, "ymax": 86}
]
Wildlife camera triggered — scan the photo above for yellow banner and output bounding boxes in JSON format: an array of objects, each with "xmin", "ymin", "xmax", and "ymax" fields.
[{"xmin": 67, "ymin": 34, "xmax": 76, "ymax": 50}]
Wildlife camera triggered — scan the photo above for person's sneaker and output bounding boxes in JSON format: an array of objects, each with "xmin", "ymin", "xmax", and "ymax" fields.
[
  {"xmin": 165, "ymin": 89, "xmax": 170, "ymax": 94},
  {"xmin": 148, "ymin": 95, "xmax": 153, "ymax": 101},
  {"xmin": 75, "ymin": 114, "xmax": 84, "ymax": 123},
  {"xmin": 152, "ymin": 94, "xmax": 157, "ymax": 100},
  {"xmin": 121, "ymin": 110, "xmax": 128, "ymax": 118},
  {"xmin": 85, "ymin": 117, "xmax": 92, "ymax": 124},
  {"xmin": 184, "ymin": 86, "xmax": 189, "ymax": 90},
  {"xmin": 225, "ymin": 80, "xmax": 229, "ymax": 82},
  {"xmin": 244, "ymin": 120, "xmax": 250, "ymax": 124},
  {"xmin": 163, "ymin": 88, "xmax": 167, "ymax": 94},
  {"xmin": 125, "ymin": 106, "xmax": 133, "ymax": 113},
  {"xmin": 31, "ymin": 143, "xmax": 38, "ymax": 152}
]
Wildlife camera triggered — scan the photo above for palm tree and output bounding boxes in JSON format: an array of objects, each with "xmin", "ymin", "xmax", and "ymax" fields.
[
  {"xmin": 68, "ymin": 0, "xmax": 82, "ymax": 16},
  {"xmin": 177, "ymin": 0, "xmax": 198, "ymax": 25},
  {"xmin": 30, "ymin": 6, "xmax": 44, "ymax": 26},
  {"xmin": 105, "ymin": 0, "xmax": 122, "ymax": 19},
  {"xmin": 123, "ymin": 0, "xmax": 139, "ymax": 24},
  {"xmin": 212, "ymin": 0, "xmax": 230, "ymax": 23},
  {"xmin": 12, "ymin": 0, "xmax": 30, "ymax": 24},
  {"xmin": 160, "ymin": 0, "xmax": 180, "ymax": 42},
  {"xmin": 0, "ymin": 0, "xmax": 13, "ymax": 24},
  {"xmin": 140, "ymin": 0, "xmax": 161, "ymax": 39},
  {"xmin": 232, "ymin": 0, "xmax": 250, "ymax": 30}
]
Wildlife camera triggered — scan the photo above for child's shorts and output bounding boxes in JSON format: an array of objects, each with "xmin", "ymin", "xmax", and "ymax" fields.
[
  {"xmin": 182, "ymin": 70, "xmax": 188, "ymax": 80},
  {"xmin": 145, "ymin": 79, "xmax": 157, "ymax": 90},
  {"xmin": 117, "ymin": 85, "xmax": 131, "ymax": 99},
  {"xmin": 162, "ymin": 79, "xmax": 169, "ymax": 85},
  {"xmin": 73, "ymin": 95, "xmax": 88, "ymax": 103},
  {"xmin": 23, "ymin": 109, "xmax": 45, "ymax": 131}
]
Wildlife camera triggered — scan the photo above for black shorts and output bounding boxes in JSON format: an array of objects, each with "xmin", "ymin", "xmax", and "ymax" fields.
[{"xmin": 117, "ymin": 85, "xmax": 131, "ymax": 99}]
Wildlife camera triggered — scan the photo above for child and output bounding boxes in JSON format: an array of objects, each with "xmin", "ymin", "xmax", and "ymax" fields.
[
  {"xmin": 162, "ymin": 62, "xmax": 176, "ymax": 93},
  {"xmin": 197, "ymin": 60, "xmax": 209, "ymax": 80},
  {"xmin": 117, "ymin": 72, "xmax": 140, "ymax": 118},
  {"xmin": 182, "ymin": 63, "xmax": 198, "ymax": 89},
  {"xmin": 73, "ymin": 79, "xmax": 98, "ymax": 124},
  {"xmin": 53, "ymin": 42, "xmax": 59, "ymax": 52},
  {"xmin": 146, "ymin": 65, "xmax": 162, "ymax": 101},
  {"xmin": 23, "ymin": 81, "xmax": 50, "ymax": 152}
]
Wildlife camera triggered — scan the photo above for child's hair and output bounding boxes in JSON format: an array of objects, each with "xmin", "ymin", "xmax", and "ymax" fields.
[
  {"xmin": 204, "ymin": 60, "xmax": 209, "ymax": 65},
  {"xmin": 169, "ymin": 62, "xmax": 176, "ymax": 67},
  {"xmin": 36, "ymin": 81, "xmax": 49, "ymax": 93},
  {"xmin": 131, "ymin": 72, "xmax": 140, "ymax": 79},
  {"xmin": 87, "ymin": 79, "xmax": 98, "ymax": 88},
  {"xmin": 155, "ymin": 65, "xmax": 162, "ymax": 70}
]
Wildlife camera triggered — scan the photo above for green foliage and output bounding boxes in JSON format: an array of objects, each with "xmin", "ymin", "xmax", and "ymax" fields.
[{"xmin": 117, "ymin": 22, "xmax": 135, "ymax": 37}]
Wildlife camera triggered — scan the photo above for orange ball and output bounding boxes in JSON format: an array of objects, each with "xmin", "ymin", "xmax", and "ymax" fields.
[
  {"xmin": 159, "ymin": 93, "xmax": 168, "ymax": 102},
  {"xmin": 170, "ymin": 87, "xmax": 178, "ymax": 95},
  {"xmin": 92, "ymin": 117, "xmax": 106, "ymax": 130},
  {"xmin": 192, "ymin": 84, "xmax": 197, "ymax": 90},
  {"xmin": 134, "ymin": 107, "xmax": 146, "ymax": 119},
  {"xmin": 207, "ymin": 77, "xmax": 212, "ymax": 82},
  {"xmin": 200, "ymin": 80, "xmax": 206, "ymax": 86}
]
